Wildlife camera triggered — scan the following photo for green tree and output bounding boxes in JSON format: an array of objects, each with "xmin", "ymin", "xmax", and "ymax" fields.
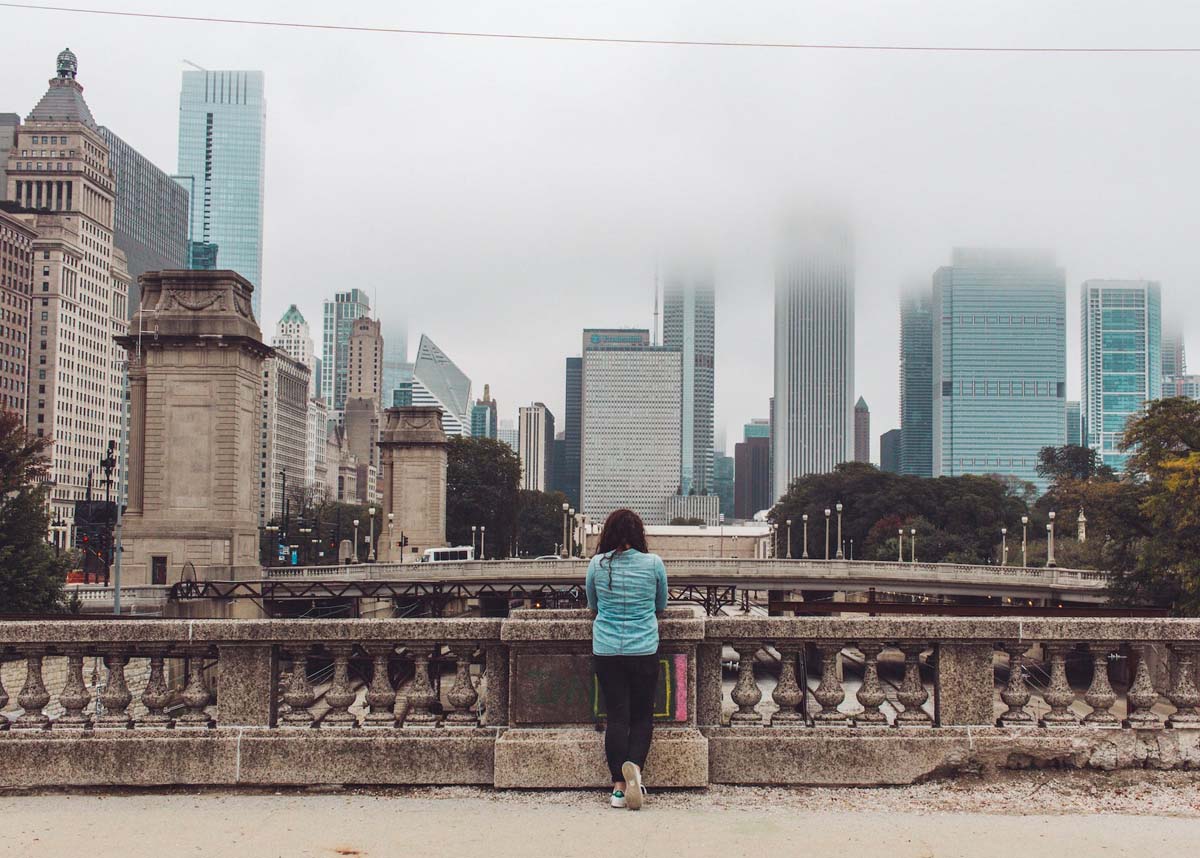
[
  {"xmin": 446, "ymin": 436, "xmax": 520, "ymax": 559},
  {"xmin": 669, "ymin": 517, "xmax": 706, "ymax": 526},
  {"xmin": 0, "ymin": 411, "xmax": 71, "ymax": 614},
  {"xmin": 1037, "ymin": 445, "xmax": 1116, "ymax": 486},
  {"xmin": 515, "ymin": 489, "xmax": 571, "ymax": 557}
]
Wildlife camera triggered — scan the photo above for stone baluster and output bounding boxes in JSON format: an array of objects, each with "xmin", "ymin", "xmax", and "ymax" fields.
[
  {"xmin": 854, "ymin": 642, "xmax": 889, "ymax": 727},
  {"xmin": 0, "ymin": 654, "xmax": 9, "ymax": 729},
  {"xmin": 1038, "ymin": 644, "xmax": 1079, "ymax": 727},
  {"xmin": 811, "ymin": 643, "xmax": 849, "ymax": 726},
  {"xmin": 138, "ymin": 653, "xmax": 173, "ymax": 728},
  {"xmin": 13, "ymin": 648, "xmax": 51, "ymax": 730},
  {"xmin": 96, "ymin": 650, "xmax": 134, "ymax": 729},
  {"xmin": 281, "ymin": 645, "xmax": 317, "ymax": 728},
  {"xmin": 769, "ymin": 643, "xmax": 804, "ymax": 725},
  {"xmin": 402, "ymin": 645, "xmax": 441, "ymax": 727},
  {"xmin": 998, "ymin": 642, "xmax": 1033, "ymax": 727},
  {"xmin": 1166, "ymin": 644, "xmax": 1200, "ymax": 729},
  {"xmin": 363, "ymin": 645, "xmax": 398, "ymax": 728},
  {"xmin": 1124, "ymin": 645, "xmax": 1165, "ymax": 730},
  {"xmin": 176, "ymin": 648, "xmax": 215, "ymax": 729},
  {"xmin": 321, "ymin": 644, "xmax": 359, "ymax": 728},
  {"xmin": 1082, "ymin": 644, "xmax": 1119, "ymax": 727},
  {"xmin": 444, "ymin": 642, "xmax": 480, "ymax": 726},
  {"xmin": 56, "ymin": 651, "xmax": 92, "ymax": 730},
  {"xmin": 895, "ymin": 642, "xmax": 932, "ymax": 727},
  {"xmin": 730, "ymin": 642, "xmax": 763, "ymax": 725}
]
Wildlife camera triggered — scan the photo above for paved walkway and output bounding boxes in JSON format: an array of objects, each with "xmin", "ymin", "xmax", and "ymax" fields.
[{"xmin": 3, "ymin": 773, "xmax": 1199, "ymax": 858}]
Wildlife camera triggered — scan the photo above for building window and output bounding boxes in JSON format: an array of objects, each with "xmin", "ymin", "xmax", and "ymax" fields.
[{"xmin": 151, "ymin": 556, "xmax": 168, "ymax": 586}]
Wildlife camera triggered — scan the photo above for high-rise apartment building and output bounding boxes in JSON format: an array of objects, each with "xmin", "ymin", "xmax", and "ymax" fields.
[
  {"xmin": 933, "ymin": 249, "xmax": 1066, "ymax": 491},
  {"xmin": 734, "ymin": 435, "xmax": 770, "ymax": 520},
  {"xmin": 1162, "ymin": 321, "xmax": 1186, "ymax": 381},
  {"xmin": 880, "ymin": 428, "xmax": 902, "ymax": 474},
  {"xmin": 6, "ymin": 50, "xmax": 131, "ymax": 534},
  {"xmin": 663, "ymin": 271, "xmax": 715, "ymax": 494},
  {"xmin": 177, "ymin": 69, "xmax": 266, "ymax": 319},
  {"xmin": 899, "ymin": 289, "xmax": 934, "ymax": 477},
  {"xmin": 321, "ymin": 288, "xmax": 370, "ymax": 416},
  {"xmin": 381, "ymin": 318, "xmax": 408, "ymax": 407},
  {"xmin": 1066, "ymin": 400, "xmax": 1081, "ymax": 447},
  {"xmin": 100, "ymin": 126, "xmax": 188, "ymax": 314},
  {"xmin": 1081, "ymin": 280, "xmax": 1161, "ymax": 471},
  {"xmin": 260, "ymin": 352, "xmax": 310, "ymax": 523},
  {"xmin": 0, "ymin": 114, "xmax": 20, "ymax": 200},
  {"xmin": 561, "ymin": 356, "xmax": 582, "ymax": 507},
  {"xmin": 344, "ymin": 317, "xmax": 383, "ymax": 503},
  {"xmin": 773, "ymin": 217, "xmax": 854, "ymax": 499},
  {"xmin": 518, "ymin": 402, "xmax": 555, "ymax": 492},
  {"xmin": 853, "ymin": 396, "xmax": 870, "ymax": 463},
  {"xmin": 471, "ymin": 384, "xmax": 498, "ymax": 439},
  {"xmin": 272, "ymin": 304, "xmax": 316, "ymax": 396},
  {"xmin": 1165, "ymin": 375, "xmax": 1200, "ymax": 400},
  {"xmin": 0, "ymin": 207, "xmax": 34, "ymax": 415},
  {"xmin": 581, "ymin": 341, "xmax": 681, "ymax": 525}
]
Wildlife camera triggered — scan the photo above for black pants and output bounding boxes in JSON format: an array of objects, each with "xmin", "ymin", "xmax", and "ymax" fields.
[{"xmin": 594, "ymin": 654, "xmax": 659, "ymax": 783}]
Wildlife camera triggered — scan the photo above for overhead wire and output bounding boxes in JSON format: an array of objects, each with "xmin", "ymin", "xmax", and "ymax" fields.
[{"xmin": 1, "ymin": 2, "xmax": 1199, "ymax": 53}]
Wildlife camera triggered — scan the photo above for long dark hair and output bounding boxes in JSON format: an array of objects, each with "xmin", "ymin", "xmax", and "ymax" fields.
[{"xmin": 594, "ymin": 509, "xmax": 650, "ymax": 587}]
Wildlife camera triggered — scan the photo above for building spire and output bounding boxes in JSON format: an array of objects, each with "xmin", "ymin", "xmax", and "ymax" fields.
[{"xmin": 57, "ymin": 47, "xmax": 78, "ymax": 80}]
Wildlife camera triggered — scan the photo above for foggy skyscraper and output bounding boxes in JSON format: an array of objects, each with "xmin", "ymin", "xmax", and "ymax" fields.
[
  {"xmin": 900, "ymin": 289, "xmax": 934, "ymax": 477},
  {"xmin": 663, "ymin": 270, "xmax": 715, "ymax": 495},
  {"xmin": 772, "ymin": 217, "xmax": 855, "ymax": 500}
]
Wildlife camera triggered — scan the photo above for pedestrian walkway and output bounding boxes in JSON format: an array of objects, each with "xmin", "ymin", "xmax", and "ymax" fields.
[{"xmin": 3, "ymin": 773, "xmax": 1198, "ymax": 858}]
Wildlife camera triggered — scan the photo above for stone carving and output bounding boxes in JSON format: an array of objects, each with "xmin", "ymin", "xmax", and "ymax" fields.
[
  {"xmin": 321, "ymin": 644, "xmax": 358, "ymax": 728},
  {"xmin": 139, "ymin": 654, "xmax": 173, "ymax": 728},
  {"xmin": 998, "ymin": 642, "xmax": 1033, "ymax": 726},
  {"xmin": 445, "ymin": 643, "xmax": 480, "ymax": 725},
  {"xmin": 177, "ymin": 649, "xmax": 215, "ymax": 729},
  {"xmin": 1124, "ymin": 645, "xmax": 1164, "ymax": 729},
  {"xmin": 1167, "ymin": 645, "xmax": 1200, "ymax": 728},
  {"xmin": 232, "ymin": 291, "xmax": 252, "ymax": 320},
  {"xmin": 811, "ymin": 643, "xmax": 849, "ymax": 726},
  {"xmin": 1039, "ymin": 645, "xmax": 1079, "ymax": 727},
  {"xmin": 0, "ymin": 665, "xmax": 8, "ymax": 729},
  {"xmin": 896, "ymin": 642, "xmax": 932, "ymax": 726},
  {"xmin": 97, "ymin": 652, "xmax": 133, "ymax": 729},
  {"xmin": 403, "ymin": 646, "xmax": 441, "ymax": 727},
  {"xmin": 281, "ymin": 646, "xmax": 316, "ymax": 728},
  {"xmin": 161, "ymin": 288, "xmax": 228, "ymax": 313},
  {"xmin": 14, "ymin": 649, "xmax": 50, "ymax": 730},
  {"xmin": 364, "ymin": 645, "xmax": 398, "ymax": 728}
]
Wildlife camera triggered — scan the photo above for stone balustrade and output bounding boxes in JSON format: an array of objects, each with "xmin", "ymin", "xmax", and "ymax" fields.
[{"xmin": 1, "ymin": 615, "xmax": 1197, "ymax": 789}]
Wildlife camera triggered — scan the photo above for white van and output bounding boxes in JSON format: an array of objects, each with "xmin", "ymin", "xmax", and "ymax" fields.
[{"xmin": 420, "ymin": 546, "xmax": 475, "ymax": 563}]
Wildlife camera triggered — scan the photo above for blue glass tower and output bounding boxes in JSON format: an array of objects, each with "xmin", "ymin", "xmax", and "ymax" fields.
[
  {"xmin": 899, "ymin": 289, "xmax": 934, "ymax": 477},
  {"xmin": 933, "ymin": 249, "xmax": 1067, "ymax": 492},
  {"xmin": 1081, "ymin": 281, "xmax": 1161, "ymax": 471},
  {"xmin": 177, "ymin": 70, "xmax": 266, "ymax": 320}
]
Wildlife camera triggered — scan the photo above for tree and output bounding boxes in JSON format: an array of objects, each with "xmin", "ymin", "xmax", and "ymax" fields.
[
  {"xmin": 1037, "ymin": 445, "xmax": 1116, "ymax": 486},
  {"xmin": 515, "ymin": 489, "xmax": 571, "ymax": 557},
  {"xmin": 446, "ymin": 437, "xmax": 520, "ymax": 559},
  {"xmin": 669, "ymin": 517, "xmax": 706, "ymax": 526},
  {"xmin": 0, "ymin": 411, "xmax": 71, "ymax": 614}
]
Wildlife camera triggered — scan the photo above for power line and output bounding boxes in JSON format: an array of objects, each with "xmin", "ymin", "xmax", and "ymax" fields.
[{"xmin": 2, "ymin": 2, "xmax": 1199, "ymax": 54}]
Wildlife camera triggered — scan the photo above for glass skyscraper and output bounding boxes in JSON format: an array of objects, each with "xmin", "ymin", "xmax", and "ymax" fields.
[
  {"xmin": 381, "ymin": 318, "xmax": 409, "ymax": 406},
  {"xmin": 1081, "ymin": 280, "xmax": 1161, "ymax": 471},
  {"xmin": 1066, "ymin": 400, "xmax": 1081, "ymax": 447},
  {"xmin": 177, "ymin": 70, "xmax": 266, "ymax": 319},
  {"xmin": 561, "ymin": 356, "xmax": 582, "ymax": 507},
  {"xmin": 933, "ymin": 249, "xmax": 1066, "ymax": 492},
  {"xmin": 899, "ymin": 289, "xmax": 934, "ymax": 477},
  {"xmin": 663, "ymin": 271, "xmax": 715, "ymax": 495},
  {"xmin": 322, "ymin": 289, "xmax": 371, "ymax": 414}
]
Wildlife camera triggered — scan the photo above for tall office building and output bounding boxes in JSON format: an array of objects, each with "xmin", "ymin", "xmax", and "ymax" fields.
[
  {"xmin": 1081, "ymin": 280, "xmax": 1162, "ymax": 471},
  {"xmin": 410, "ymin": 334, "xmax": 472, "ymax": 436},
  {"xmin": 734, "ymin": 435, "xmax": 770, "ymax": 520},
  {"xmin": 0, "ymin": 114, "xmax": 20, "ymax": 200},
  {"xmin": 744, "ymin": 418, "xmax": 770, "ymax": 439},
  {"xmin": 1162, "ymin": 321, "xmax": 1187, "ymax": 381},
  {"xmin": 853, "ymin": 396, "xmax": 870, "ymax": 463},
  {"xmin": 6, "ymin": 50, "xmax": 131, "ymax": 534},
  {"xmin": 518, "ymin": 402, "xmax": 555, "ymax": 492},
  {"xmin": 271, "ymin": 304, "xmax": 316, "ymax": 395},
  {"xmin": 344, "ymin": 317, "xmax": 384, "ymax": 503},
  {"xmin": 1165, "ymin": 375, "xmax": 1200, "ymax": 400},
  {"xmin": 346, "ymin": 317, "xmax": 383, "ymax": 401},
  {"xmin": 1066, "ymin": 400, "xmax": 1081, "ymax": 447},
  {"xmin": 471, "ymin": 384, "xmax": 498, "ymax": 439},
  {"xmin": 581, "ymin": 335, "xmax": 681, "ymax": 525},
  {"xmin": 381, "ymin": 318, "xmax": 408, "ymax": 407},
  {"xmin": 712, "ymin": 452, "xmax": 735, "ymax": 519},
  {"xmin": 0, "ymin": 208, "xmax": 34, "ymax": 415},
  {"xmin": 100, "ymin": 126, "xmax": 188, "ymax": 313},
  {"xmin": 663, "ymin": 271, "xmax": 715, "ymax": 494},
  {"xmin": 880, "ymin": 428, "xmax": 902, "ymax": 474},
  {"xmin": 497, "ymin": 418, "xmax": 518, "ymax": 451},
  {"xmin": 773, "ymin": 217, "xmax": 854, "ymax": 499},
  {"xmin": 933, "ymin": 249, "xmax": 1066, "ymax": 491},
  {"xmin": 177, "ymin": 69, "xmax": 266, "ymax": 319},
  {"xmin": 899, "ymin": 289, "xmax": 934, "ymax": 477},
  {"xmin": 561, "ymin": 356, "xmax": 582, "ymax": 507},
  {"xmin": 260, "ymin": 353, "xmax": 310, "ymax": 523},
  {"xmin": 321, "ymin": 288, "xmax": 370, "ymax": 416}
]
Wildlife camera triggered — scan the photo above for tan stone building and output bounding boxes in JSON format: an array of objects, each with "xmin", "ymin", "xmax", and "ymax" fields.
[
  {"xmin": 5, "ymin": 49, "xmax": 130, "ymax": 538},
  {"xmin": 0, "ymin": 206, "xmax": 35, "ymax": 416},
  {"xmin": 344, "ymin": 316, "xmax": 383, "ymax": 503},
  {"xmin": 260, "ymin": 351, "xmax": 310, "ymax": 524}
]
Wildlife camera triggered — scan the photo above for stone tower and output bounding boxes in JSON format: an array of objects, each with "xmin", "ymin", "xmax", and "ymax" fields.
[
  {"xmin": 118, "ymin": 269, "xmax": 271, "ymax": 585},
  {"xmin": 377, "ymin": 407, "xmax": 448, "ymax": 563}
]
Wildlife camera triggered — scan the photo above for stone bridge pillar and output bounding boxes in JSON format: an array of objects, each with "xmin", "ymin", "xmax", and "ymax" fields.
[
  {"xmin": 378, "ymin": 407, "xmax": 448, "ymax": 563},
  {"xmin": 117, "ymin": 270, "xmax": 271, "ymax": 585}
]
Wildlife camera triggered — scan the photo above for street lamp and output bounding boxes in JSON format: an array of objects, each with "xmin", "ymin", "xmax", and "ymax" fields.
[
  {"xmin": 562, "ymin": 502, "xmax": 570, "ymax": 559},
  {"xmin": 387, "ymin": 513, "xmax": 395, "ymax": 560},
  {"xmin": 824, "ymin": 509, "xmax": 831, "ymax": 560},
  {"xmin": 367, "ymin": 507, "xmax": 377, "ymax": 562},
  {"xmin": 898, "ymin": 528, "xmax": 905, "ymax": 563},
  {"xmin": 1021, "ymin": 515, "xmax": 1029, "ymax": 567},
  {"xmin": 568, "ymin": 508, "xmax": 576, "ymax": 558},
  {"xmin": 1047, "ymin": 511, "xmax": 1057, "ymax": 568},
  {"xmin": 1000, "ymin": 527, "xmax": 1008, "ymax": 566},
  {"xmin": 835, "ymin": 502, "xmax": 844, "ymax": 560},
  {"xmin": 480, "ymin": 525, "xmax": 486, "ymax": 560},
  {"xmin": 471, "ymin": 525, "xmax": 478, "ymax": 556},
  {"xmin": 849, "ymin": 539, "xmax": 854, "ymax": 561},
  {"xmin": 352, "ymin": 519, "xmax": 360, "ymax": 563},
  {"xmin": 910, "ymin": 527, "xmax": 917, "ymax": 563},
  {"xmin": 801, "ymin": 514, "xmax": 809, "ymax": 559},
  {"xmin": 785, "ymin": 519, "xmax": 793, "ymax": 560}
]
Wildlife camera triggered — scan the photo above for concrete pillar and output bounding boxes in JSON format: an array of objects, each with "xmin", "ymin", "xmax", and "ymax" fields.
[
  {"xmin": 216, "ymin": 644, "xmax": 276, "ymax": 726},
  {"xmin": 934, "ymin": 642, "xmax": 996, "ymax": 726},
  {"xmin": 377, "ymin": 407, "xmax": 448, "ymax": 563},
  {"xmin": 116, "ymin": 270, "xmax": 271, "ymax": 586}
]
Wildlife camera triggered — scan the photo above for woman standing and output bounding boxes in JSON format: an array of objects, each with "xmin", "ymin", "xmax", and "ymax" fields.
[{"xmin": 585, "ymin": 508, "xmax": 668, "ymax": 810}]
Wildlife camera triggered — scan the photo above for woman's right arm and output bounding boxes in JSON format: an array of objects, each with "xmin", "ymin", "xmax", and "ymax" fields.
[{"xmin": 585, "ymin": 557, "xmax": 598, "ymax": 614}]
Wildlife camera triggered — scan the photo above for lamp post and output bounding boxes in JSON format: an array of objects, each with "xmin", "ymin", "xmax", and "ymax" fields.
[
  {"xmin": 568, "ymin": 508, "xmax": 576, "ymax": 558},
  {"xmin": 835, "ymin": 502, "xmax": 844, "ymax": 560},
  {"xmin": 471, "ymin": 525, "xmax": 477, "ymax": 557},
  {"xmin": 480, "ymin": 525, "xmax": 486, "ymax": 560},
  {"xmin": 849, "ymin": 539, "xmax": 854, "ymax": 561},
  {"xmin": 561, "ymin": 502, "xmax": 570, "ymax": 559},
  {"xmin": 824, "ymin": 509, "xmax": 831, "ymax": 560},
  {"xmin": 1021, "ymin": 515, "xmax": 1029, "ymax": 567},
  {"xmin": 1047, "ymin": 511, "xmax": 1057, "ymax": 568},
  {"xmin": 1001, "ymin": 527, "xmax": 1008, "ymax": 566},
  {"xmin": 785, "ymin": 519, "xmax": 793, "ymax": 559},
  {"xmin": 387, "ymin": 513, "xmax": 395, "ymax": 560},
  {"xmin": 801, "ymin": 514, "xmax": 809, "ymax": 559},
  {"xmin": 910, "ymin": 527, "xmax": 916, "ymax": 563},
  {"xmin": 367, "ymin": 506, "xmax": 376, "ymax": 562},
  {"xmin": 352, "ymin": 519, "xmax": 360, "ymax": 563},
  {"xmin": 298, "ymin": 526, "xmax": 312, "ymax": 565},
  {"xmin": 898, "ymin": 528, "xmax": 905, "ymax": 563}
]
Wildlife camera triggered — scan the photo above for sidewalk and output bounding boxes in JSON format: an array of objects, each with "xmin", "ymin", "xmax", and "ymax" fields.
[{"xmin": 3, "ymin": 772, "xmax": 1199, "ymax": 858}]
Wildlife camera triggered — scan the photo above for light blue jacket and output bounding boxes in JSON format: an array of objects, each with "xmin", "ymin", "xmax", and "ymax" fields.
[{"xmin": 585, "ymin": 550, "xmax": 668, "ymax": 656}]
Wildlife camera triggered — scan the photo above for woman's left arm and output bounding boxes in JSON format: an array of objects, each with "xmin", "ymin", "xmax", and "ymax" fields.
[{"xmin": 654, "ymin": 556, "xmax": 668, "ymax": 615}]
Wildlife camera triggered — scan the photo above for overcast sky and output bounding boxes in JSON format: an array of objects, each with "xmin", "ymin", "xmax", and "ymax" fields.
[{"xmin": 3, "ymin": 1, "xmax": 1198, "ymax": 459}]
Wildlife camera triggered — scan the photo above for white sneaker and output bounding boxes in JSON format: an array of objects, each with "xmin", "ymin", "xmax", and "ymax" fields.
[
  {"xmin": 610, "ymin": 789, "xmax": 627, "ymax": 809},
  {"xmin": 621, "ymin": 762, "xmax": 645, "ymax": 810}
]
